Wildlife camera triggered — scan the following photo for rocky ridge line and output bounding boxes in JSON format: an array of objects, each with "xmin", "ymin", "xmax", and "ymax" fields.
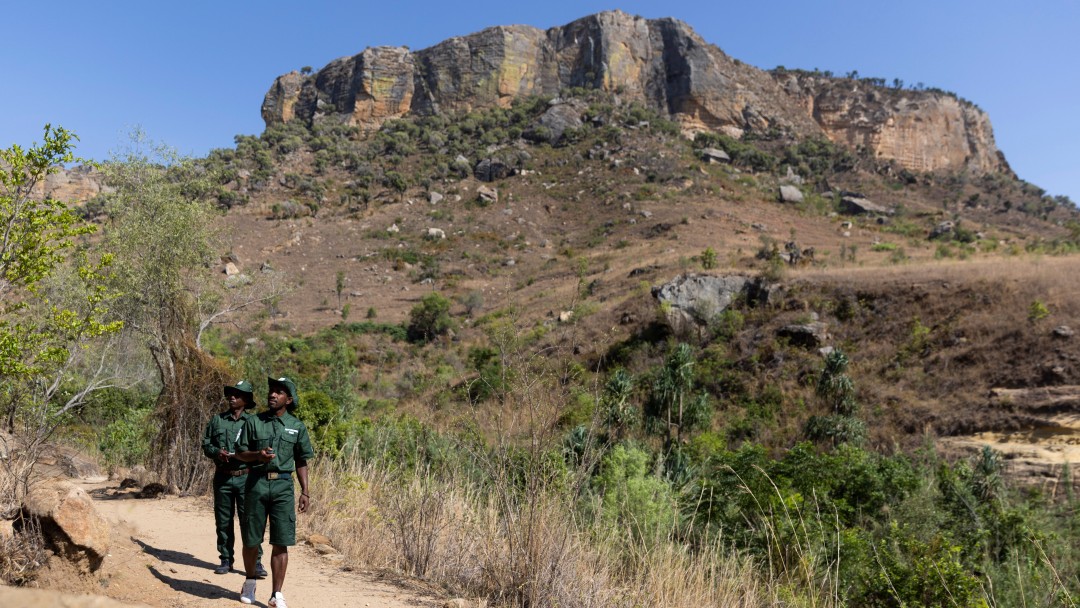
[{"xmin": 262, "ymin": 10, "xmax": 1007, "ymax": 176}]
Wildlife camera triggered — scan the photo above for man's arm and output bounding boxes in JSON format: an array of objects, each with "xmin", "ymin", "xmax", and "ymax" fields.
[
  {"xmin": 296, "ymin": 462, "xmax": 310, "ymax": 513},
  {"xmin": 295, "ymin": 424, "xmax": 315, "ymax": 513},
  {"xmin": 201, "ymin": 417, "xmax": 228, "ymax": 461},
  {"xmin": 233, "ymin": 419, "xmax": 273, "ymax": 463}
]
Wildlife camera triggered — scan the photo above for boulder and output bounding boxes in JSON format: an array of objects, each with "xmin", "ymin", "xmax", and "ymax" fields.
[
  {"xmin": 537, "ymin": 100, "xmax": 585, "ymax": 142},
  {"xmin": 780, "ymin": 166, "xmax": 804, "ymax": 185},
  {"xmin": 778, "ymin": 185, "xmax": 804, "ymax": 203},
  {"xmin": 652, "ymin": 274, "xmax": 778, "ymax": 337},
  {"xmin": 777, "ymin": 322, "xmax": 829, "ymax": 348},
  {"xmin": 428, "ymin": 191, "xmax": 444, "ymax": 205},
  {"xmin": 474, "ymin": 158, "xmax": 513, "ymax": 182},
  {"xmin": 930, "ymin": 221, "xmax": 955, "ymax": 240},
  {"xmin": 22, "ymin": 479, "xmax": 110, "ymax": 571},
  {"xmin": 700, "ymin": 147, "xmax": 730, "ymax": 164},
  {"xmin": 425, "ymin": 228, "xmax": 446, "ymax": 240},
  {"xmin": 839, "ymin": 195, "xmax": 890, "ymax": 216},
  {"xmin": 477, "ymin": 185, "xmax": 499, "ymax": 205},
  {"xmin": 1053, "ymin": 326, "xmax": 1074, "ymax": 339}
]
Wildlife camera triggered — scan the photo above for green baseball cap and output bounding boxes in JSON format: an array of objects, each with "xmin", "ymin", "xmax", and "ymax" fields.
[
  {"xmin": 267, "ymin": 375, "xmax": 300, "ymax": 409},
  {"xmin": 224, "ymin": 380, "xmax": 257, "ymax": 408}
]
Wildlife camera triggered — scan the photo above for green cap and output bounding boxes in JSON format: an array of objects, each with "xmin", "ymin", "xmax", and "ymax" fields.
[
  {"xmin": 224, "ymin": 380, "xmax": 257, "ymax": 408},
  {"xmin": 267, "ymin": 375, "xmax": 300, "ymax": 409}
]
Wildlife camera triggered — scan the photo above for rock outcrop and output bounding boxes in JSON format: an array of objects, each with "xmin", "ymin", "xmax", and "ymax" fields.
[
  {"xmin": 22, "ymin": 480, "xmax": 110, "ymax": 572},
  {"xmin": 263, "ymin": 10, "xmax": 1007, "ymax": 176},
  {"xmin": 652, "ymin": 274, "xmax": 778, "ymax": 337},
  {"xmin": 776, "ymin": 72, "xmax": 1010, "ymax": 175}
]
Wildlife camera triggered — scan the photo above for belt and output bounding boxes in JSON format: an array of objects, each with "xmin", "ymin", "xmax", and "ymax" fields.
[
  {"xmin": 260, "ymin": 471, "xmax": 292, "ymax": 480},
  {"xmin": 217, "ymin": 469, "xmax": 248, "ymax": 477}
]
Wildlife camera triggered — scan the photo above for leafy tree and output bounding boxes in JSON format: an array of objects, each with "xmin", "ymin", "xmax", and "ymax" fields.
[
  {"xmin": 101, "ymin": 131, "xmax": 285, "ymax": 491},
  {"xmin": 406, "ymin": 292, "xmax": 453, "ymax": 343},
  {"xmin": 0, "ymin": 125, "xmax": 122, "ymax": 502}
]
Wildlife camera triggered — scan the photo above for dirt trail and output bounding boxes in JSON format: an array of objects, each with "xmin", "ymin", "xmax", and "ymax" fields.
[{"xmin": 44, "ymin": 479, "xmax": 437, "ymax": 608}]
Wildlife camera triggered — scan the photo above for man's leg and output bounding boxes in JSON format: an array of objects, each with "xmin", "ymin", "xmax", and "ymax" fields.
[
  {"xmin": 235, "ymin": 474, "xmax": 264, "ymax": 567},
  {"xmin": 270, "ymin": 544, "xmax": 288, "ymax": 593},
  {"xmin": 212, "ymin": 475, "xmax": 233, "ymax": 570},
  {"xmin": 242, "ymin": 544, "xmax": 260, "ymax": 576},
  {"xmin": 241, "ymin": 475, "xmax": 268, "ymax": 577}
]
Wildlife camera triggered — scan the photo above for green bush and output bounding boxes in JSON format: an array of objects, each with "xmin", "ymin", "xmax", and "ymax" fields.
[
  {"xmin": 99, "ymin": 406, "xmax": 154, "ymax": 468},
  {"xmin": 592, "ymin": 445, "xmax": 676, "ymax": 544},
  {"xmin": 406, "ymin": 292, "xmax": 453, "ymax": 343}
]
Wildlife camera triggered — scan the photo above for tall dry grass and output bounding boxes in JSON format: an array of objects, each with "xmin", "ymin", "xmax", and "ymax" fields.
[
  {"xmin": 300, "ymin": 442, "xmax": 851, "ymax": 607},
  {"xmin": 297, "ymin": 308, "xmax": 848, "ymax": 606}
]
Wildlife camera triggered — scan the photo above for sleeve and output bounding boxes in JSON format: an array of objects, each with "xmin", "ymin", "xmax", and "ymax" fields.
[
  {"xmin": 295, "ymin": 423, "xmax": 316, "ymax": 463},
  {"xmin": 201, "ymin": 417, "xmax": 219, "ymax": 459},
  {"xmin": 236, "ymin": 417, "xmax": 254, "ymax": 453}
]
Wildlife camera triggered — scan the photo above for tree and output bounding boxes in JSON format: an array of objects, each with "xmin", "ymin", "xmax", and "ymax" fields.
[
  {"xmin": 601, "ymin": 368, "xmax": 637, "ymax": 441},
  {"xmin": 647, "ymin": 343, "xmax": 711, "ymax": 441},
  {"xmin": 101, "ymin": 131, "xmax": 285, "ymax": 492},
  {"xmin": 805, "ymin": 349, "xmax": 865, "ymax": 445},
  {"xmin": 406, "ymin": 292, "xmax": 453, "ymax": 343},
  {"xmin": 0, "ymin": 125, "xmax": 123, "ymax": 504}
]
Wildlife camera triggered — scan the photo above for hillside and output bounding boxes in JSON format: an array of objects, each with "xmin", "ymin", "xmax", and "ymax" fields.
[{"xmin": 9, "ymin": 10, "xmax": 1080, "ymax": 607}]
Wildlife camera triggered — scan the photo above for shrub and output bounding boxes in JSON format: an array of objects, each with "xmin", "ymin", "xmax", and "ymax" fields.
[
  {"xmin": 1028, "ymin": 299, "xmax": 1050, "ymax": 323},
  {"xmin": 701, "ymin": 246, "xmax": 718, "ymax": 270},
  {"xmin": 99, "ymin": 406, "xmax": 155, "ymax": 468},
  {"xmin": 406, "ymin": 293, "xmax": 453, "ymax": 343},
  {"xmin": 592, "ymin": 445, "xmax": 677, "ymax": 544}
]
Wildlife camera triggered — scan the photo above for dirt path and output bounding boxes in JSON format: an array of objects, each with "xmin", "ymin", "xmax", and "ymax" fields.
[{"xmin": 54, "ymin": 479, "xmax": 438, "ymax": 608}]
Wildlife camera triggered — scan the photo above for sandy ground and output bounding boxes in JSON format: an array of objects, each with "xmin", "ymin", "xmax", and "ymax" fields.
[{"xmin": 44, "ymin": 479, "xmax": 439, "ymax": 608}]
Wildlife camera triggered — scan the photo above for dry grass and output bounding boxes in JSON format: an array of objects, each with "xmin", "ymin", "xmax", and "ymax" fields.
[{"xmin": 301, "ymin": 456, "xmax": 815, "ymax": 608}]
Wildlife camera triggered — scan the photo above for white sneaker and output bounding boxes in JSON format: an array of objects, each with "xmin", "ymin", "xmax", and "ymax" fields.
[
  {"xmin": 239, "ymin": 578, "xmax": 256, "ymax": 604},
  {"xmin": 269, "ymin": 591, "xmax": 287, "ymax": 608}
]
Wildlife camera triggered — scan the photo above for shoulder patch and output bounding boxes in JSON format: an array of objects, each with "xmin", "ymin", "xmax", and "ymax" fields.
[{"xmin": 285, "ymin": 428, "xmax": 299, "ymax": 434}]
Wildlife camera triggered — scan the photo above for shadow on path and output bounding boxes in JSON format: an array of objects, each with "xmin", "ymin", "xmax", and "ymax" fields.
[
  {"xmin": 147, "ymin": 565, "xmax": 253, "ymax": 604},
  {"xmin": 133, "ymin": 537, "xmax": 218, "ymax": 571}
]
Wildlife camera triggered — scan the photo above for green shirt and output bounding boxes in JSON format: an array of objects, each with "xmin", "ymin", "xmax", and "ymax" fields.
[
  {"xmin": 237, "ymin": 410, "xmax": 315, "ymax": 473},
  {"xmin": 202, "ymin": 410, "xmax": 254, "ymax": 470}
]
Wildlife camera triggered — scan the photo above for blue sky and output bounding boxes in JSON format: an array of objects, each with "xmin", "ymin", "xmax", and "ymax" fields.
[{"xmin": 4, "ymin": 1, "xmax": 1076, "ymax": 202}]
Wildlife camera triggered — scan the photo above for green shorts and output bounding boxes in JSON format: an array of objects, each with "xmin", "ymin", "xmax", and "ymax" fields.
[{"xmin": 242, "ymin": 473, "xmax": 296, "ymax": 547}]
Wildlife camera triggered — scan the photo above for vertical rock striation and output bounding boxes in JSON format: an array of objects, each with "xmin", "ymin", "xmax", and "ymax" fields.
[{"xmin": 262, "ymin": 10, "xmax": 1007, "ymax": 176}]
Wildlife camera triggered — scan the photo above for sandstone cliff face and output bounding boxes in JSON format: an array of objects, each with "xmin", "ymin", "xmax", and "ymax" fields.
[
  {"xmin": 262, "ymin": 10, "xmax": 1006, "ymax": 176},
  {"xmin": 28, "ymin": 165, "xmax": 106, "ymax": 203},
  {"xmin": 775, "ymin": 73, "xmax": 1009, "ymax": 175}
]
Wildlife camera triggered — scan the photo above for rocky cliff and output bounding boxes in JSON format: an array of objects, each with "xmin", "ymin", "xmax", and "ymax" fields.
[{"xmin": 262, "ymin": 10, "xmax": 1007, "ymax": 176}]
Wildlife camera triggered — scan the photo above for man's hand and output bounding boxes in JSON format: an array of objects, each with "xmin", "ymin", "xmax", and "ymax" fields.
[
  {"xmin": 256, "ymin": 447, "xmax": 275, "ymax": 463},
  {"xmin": 217, "ymin": 448, "xmax": 231, "ymax": 462},
  {"xmin": 298, "ymin": 493, "xmax": 310, "ymax": 513}
]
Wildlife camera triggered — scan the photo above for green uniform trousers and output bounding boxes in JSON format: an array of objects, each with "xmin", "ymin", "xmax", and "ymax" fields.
[
  {"xmin": 242, "ymin": 473, "xmax": 297, "ymax": 547},
  {"xmin": 213, "ymin": 471, "xmax": 263, "ymax": 563}
]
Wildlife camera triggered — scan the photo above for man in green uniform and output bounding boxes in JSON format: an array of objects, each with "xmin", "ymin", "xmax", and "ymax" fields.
[
  {"xmin": 200, "ymin": 380, "xmax": 266, "ymax": 577},
  {"xmin": 235, "ymin": 376, "xmax": 314, "ymax": 608}
]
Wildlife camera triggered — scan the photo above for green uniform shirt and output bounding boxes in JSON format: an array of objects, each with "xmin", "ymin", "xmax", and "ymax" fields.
[
  {"xmin": 202, "ymin": 410, "xmax": 254, "ymax": 471},
  {"xmin": 237, "ymin": 410, "xmax": 315, "ymax": 473}
]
